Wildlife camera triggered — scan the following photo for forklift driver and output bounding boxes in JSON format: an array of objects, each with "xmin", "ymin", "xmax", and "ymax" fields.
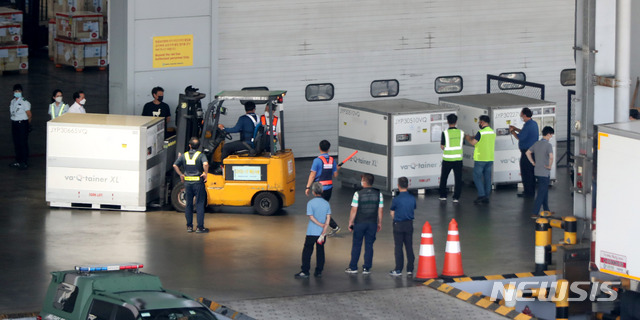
[{"xmin": 217, "ymin": 101, "xmax": 258, "ymax": 169}]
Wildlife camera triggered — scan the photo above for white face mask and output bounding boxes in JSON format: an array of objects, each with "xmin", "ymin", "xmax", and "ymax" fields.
[
  {"xmin": 80, "ymin": 98, "xmax": 86, "ymax": 105},
  {"xmin": 55, "ymin": 96, "xmax": 63, "ymax": 103}
]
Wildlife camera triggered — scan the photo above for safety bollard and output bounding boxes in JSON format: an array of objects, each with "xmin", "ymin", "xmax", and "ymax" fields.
[
  {"xmin": 554, "ymin": 279, "xmax": 569, "ymax": 320},
  {"xmin": 563, "ymin": 217, "xmax": 577, "ymax": 244},
  {"xmin": 502, "ymin": 283, "xmax": 517, "ymax": 308},
  {"xmin": 535, "ymin": 218, "xmax": 550, "ymax": 274}
]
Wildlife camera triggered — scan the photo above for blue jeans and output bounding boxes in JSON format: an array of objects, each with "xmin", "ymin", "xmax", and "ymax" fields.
[
  {"xmin": 473, "ymin": 161, "xmax": 493, "ymax": 198},
  {"xmin": 349, "ymin": 223, "xmax": 377, "ymax": 270},
  {"xmin": 532, "ymin": 176, "xmax": 550, "ymax": 214},
  {"xmin": 185, "ymin": 182, "xmax": 206, "ymax": 228}
]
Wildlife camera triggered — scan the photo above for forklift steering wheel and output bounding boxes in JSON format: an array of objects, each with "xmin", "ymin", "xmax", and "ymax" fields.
[{"xmin": 222, "ymin": 130, "xmax": 232, "ymax": 140}]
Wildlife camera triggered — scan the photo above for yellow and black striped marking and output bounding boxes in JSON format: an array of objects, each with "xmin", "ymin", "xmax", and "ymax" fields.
[
  {"xmin": 424, "ymin": 279, "xmax": 536, "ymax": 320},
  {"xmin": 442, "ymin": 270, "xmax": 558, "ymax": 283},
  {"xmin": 0, "ymin": 312, "xmax": 39, "ymax": 319},
  {"xmin": 197, "ymin": 297, "xmax": 256, "ymax": 320}
]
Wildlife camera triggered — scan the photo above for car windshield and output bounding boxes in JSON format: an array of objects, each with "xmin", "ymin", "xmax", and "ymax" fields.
[{"xmin": 138, "ymin": 307, "xmax": 218, "ymax": 320}]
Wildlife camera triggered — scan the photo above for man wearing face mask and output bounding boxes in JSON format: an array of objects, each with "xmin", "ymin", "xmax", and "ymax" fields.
[
  {"xmin": 9, "ymin": 84, "xmax": 31, "ymax": 170},
  {"xmin": 509, "ymin": 108, "xmax": 539, "ymax": 198},
  {"xmin": 68, "ymin": 91, "xmax": 86, "ymax": 113},
  {"xmin": 465, "ymin": 115, "xmax": 496, "ymax": 204},
  {"xmin": 142, "ymin": 87, "xmax": 171, "ymax": 137},
  {"xmin": 173, "ymin": 137, "xmax": 210, "ymax": 233}
]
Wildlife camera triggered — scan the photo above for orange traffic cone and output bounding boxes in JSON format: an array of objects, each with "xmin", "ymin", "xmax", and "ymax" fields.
[
  {"xmin": 441, "ymin": 218, "xmax": 464, "ymax": 277},
  {"xmin": 414, "ymin": 221, "xmax": 438, "ymax": 281}
]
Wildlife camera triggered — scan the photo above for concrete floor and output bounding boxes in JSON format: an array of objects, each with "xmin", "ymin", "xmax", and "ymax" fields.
[{"xmin": 0, "ymin": 51, "xmax": 580, "ymax": 316}]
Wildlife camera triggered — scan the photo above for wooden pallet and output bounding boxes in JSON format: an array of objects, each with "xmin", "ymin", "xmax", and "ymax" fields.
[
  {"xmin": 55, "ymin": 63, "xmax": 107, "ymax": 72},
  {"xmin": 0, "ymin": 69, "xmax": 28, "ymax": 75}
]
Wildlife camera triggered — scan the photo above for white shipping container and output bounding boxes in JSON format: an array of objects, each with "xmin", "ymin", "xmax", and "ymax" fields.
[
  {"xmin": 439, "ymin": 93, "xmax": 557, "ymax": 185},
  {"xmin": 46, "ymin": 113, "xmax": 165, "ymax": 211},
  {"xmin": 594, "ymin": 121, "xmax": 640, "ymax": 282},
  {"xmin": 338, "ymin": 99, "xmax": 458, "ymax": 193}
]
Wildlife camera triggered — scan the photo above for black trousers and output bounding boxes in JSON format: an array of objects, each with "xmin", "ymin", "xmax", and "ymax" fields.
[
  {"xmin": 321, "ymin": 188, "xmax": 339, "ymax": 229},
  {"xmin": 393, "ymin": 220, "xmax": 415, "ymax": 272},
  {"xmin": 301, "ymin": 235, "xmax": 325, "ymax": 274},
  {"xmin": 221, "ymin": 140, "xmax": 248, "ymax": 161},
  {"xmin": 11, "ymin": 120, "xmax": 29, "ymax": 164},
  {"xmin": 439, "ymin": 160, "xmax": 462, "ymax": 199},
  {"xmin": 520, "ymin": 150, "xmax": 535, "ymax": 196}
]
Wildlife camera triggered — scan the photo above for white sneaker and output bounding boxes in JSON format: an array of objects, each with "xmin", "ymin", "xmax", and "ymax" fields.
[
  {"xmin": 345, "ymin": 267, "xmax": 358, "ymax": 274},
  {"xmin": 328, "ymin": 226, "xmax": 341, "ymax": 237},
  {"xmin": 439, "ymin": 197, "xmax": 447, "ymax": 201},
  {"xmin": 453, "ymin": 199, "xmax": 459, "ymax": 203}
]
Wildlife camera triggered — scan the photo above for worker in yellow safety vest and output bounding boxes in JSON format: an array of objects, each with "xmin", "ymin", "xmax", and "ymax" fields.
[
  {"xmin": 173, "ymin": 137, "xmax": 210, "ymax": 233},
  {"xmin": 439, "ymin": 114, "xmax": 464, "ymax": 203},
  {"xmin": 48, "ymin": 89, "xmax": 69, "ymax": 120},
  {"xmin": 465, "ymin": 115, "xmax": 496, "ymax": 204}
]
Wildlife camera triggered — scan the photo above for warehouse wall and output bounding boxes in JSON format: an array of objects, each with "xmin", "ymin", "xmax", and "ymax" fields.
[
  {"xmin": 110, "ymin": 1, "xmax": 576, "ymax": 157},
  {"xmin": 216, "ymin": 0, "xmax": 576, "ymax": 157},
  {"xmin": 109, "ymin": 0, "xmax": 217, "ymax": 116}
]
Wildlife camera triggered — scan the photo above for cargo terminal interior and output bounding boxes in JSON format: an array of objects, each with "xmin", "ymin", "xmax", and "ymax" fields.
[{"xmin": 2, "ymin": 1, "xmax": 640, "ymax": 320}]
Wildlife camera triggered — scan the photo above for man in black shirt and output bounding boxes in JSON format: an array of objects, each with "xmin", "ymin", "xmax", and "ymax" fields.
[{"xmin": 142, "ymin": 86, "xmax": 171, "ymax": 137}]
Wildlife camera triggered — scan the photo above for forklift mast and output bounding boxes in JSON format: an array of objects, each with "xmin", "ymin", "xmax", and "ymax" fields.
[{"xmin": 175, "ymin": 86, "xmax": 206, "ymax": 154}]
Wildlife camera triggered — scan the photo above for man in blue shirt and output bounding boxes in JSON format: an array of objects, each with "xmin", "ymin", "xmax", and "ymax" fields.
[
  {"xmin": 389, "ymin": 177, "xmax": 416, "ymax": 276},
  {"xmin": 218, "ymin": 101, "xmax": 258, "ymax": 164},
  {"xmin": 509, "ymin": 108, "xmax": 539, "ymax": 198},
  {"xmin": 305, "ymin": 140, "xmax": 341, "ymax": 235},
  {"xmin": 295, "ymin": 182, "xmax": 331, "ymax": 279}
]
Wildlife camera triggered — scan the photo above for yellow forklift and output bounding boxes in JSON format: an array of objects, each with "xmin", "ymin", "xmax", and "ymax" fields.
[{"xmin": 170, "ymin": 90, "xmax": 295, "ymax": 215}]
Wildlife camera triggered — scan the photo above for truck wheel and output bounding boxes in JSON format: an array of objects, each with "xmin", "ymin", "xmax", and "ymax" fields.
[
  {"xmin": 253, "ymin": 192, "xmax": 281, "ymax": 216},
  {"xmin": 171, "ymin": 181, "xmax": 187, "ymax": 212}
]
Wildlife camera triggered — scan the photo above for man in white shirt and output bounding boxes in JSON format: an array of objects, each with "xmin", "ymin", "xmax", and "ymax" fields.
[{"xmin": 68, "ymin": 91, "xmax": 86, "ymax": 114}]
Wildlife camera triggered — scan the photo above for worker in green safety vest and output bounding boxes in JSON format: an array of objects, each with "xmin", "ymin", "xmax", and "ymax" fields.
[
  {"xmin": 439, "ymin": 113, "xmax": 464, "ymax": 203},
  {"xmin": 464, "ymin": 115, "xmax": 496, "ymax": 204}
]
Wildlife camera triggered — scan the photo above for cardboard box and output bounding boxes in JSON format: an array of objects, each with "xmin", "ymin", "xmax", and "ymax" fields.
[
  {"xmin": 56, "ymin": 11, "xmax": 103, "ymax": 40},
  {"xmin": 52, "ymin": 0, "xmax": 87, "ymax": 15},
  {"xmin": 0, "ymin": 7, "xmax": 23, "ymax": 27},
  {"xmin": 85, "ymin": 0, "xmax": 107, "ymax": 17},
  {"xmin": 54, "ymin": 38, "xmax": 107, "ymax": 69},
  {"xmin": 0, "ymin": 44, "xmax": 28, "ymax": 71},
  {"xmin": 0, "ymin": 22, "xmax": 21, "ymax": 44}
]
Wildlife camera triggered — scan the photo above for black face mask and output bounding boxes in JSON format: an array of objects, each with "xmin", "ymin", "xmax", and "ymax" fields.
[
  {"xmin": 157, "ymin": 95, "xmax": 164, "ymax": 103},
  {"xmin": 190, "ymin": 142, "xmax": 200, "ymax": 150}
]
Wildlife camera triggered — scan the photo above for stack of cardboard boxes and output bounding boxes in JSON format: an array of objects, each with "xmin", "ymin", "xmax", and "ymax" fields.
[
  {"xmin": 49, "ymin": 0, "xmax": 108, "ymax": 71},
  {"xmin": 0, "ymin": 7, "xmax": 28, "ymax": 73}
]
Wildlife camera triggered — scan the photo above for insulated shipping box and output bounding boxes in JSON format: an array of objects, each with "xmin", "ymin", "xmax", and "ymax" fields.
[
  {"xmin": 46, "ymin": 114, "xmax": 165, "ymax": 211},
  {"xmin": 338, "ymin": 99, "xmax": 458, "ymax": 193},
  {"xmin": 439, "ymin": 93, "xmax": 557, "ymax": 185}
]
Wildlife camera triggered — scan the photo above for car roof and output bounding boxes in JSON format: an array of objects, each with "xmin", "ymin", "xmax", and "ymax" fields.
[
  {"xmin": 65, "ymin": 271, "xmax": 165, "ymax": 293},
  {"xmin": 116, "ymin": 291, "xmax": 202, "ymax": 310},
  {"xmin": 214, "ymin": 90, "xmax": 286, "ymax": 102}
]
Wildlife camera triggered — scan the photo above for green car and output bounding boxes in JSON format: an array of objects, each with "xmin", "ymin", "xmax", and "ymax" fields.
[{"xmin": 39, "ymin": 264, "xmax": 222, "ymax": 320}]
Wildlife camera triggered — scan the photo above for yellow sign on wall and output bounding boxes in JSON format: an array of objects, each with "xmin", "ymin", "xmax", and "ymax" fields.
[{"xmin": 152, "ymin": 35, "xmax": 193, "ymax": 68}]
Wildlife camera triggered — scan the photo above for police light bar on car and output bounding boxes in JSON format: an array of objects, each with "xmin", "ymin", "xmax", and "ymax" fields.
[{"xmin": 75, "ymin": 263, "xmax": 144, "ymax": 272}]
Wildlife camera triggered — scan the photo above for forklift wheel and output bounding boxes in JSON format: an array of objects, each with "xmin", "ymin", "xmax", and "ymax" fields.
[
  {"xmin": 171, "ymin": 182, "xmax": 187, "ymax": 212},
  {"xmin": 253, "ymin": 192, "xmax": 281, "ymax": 216},
  {"xmin": 171, "ymin": 181, "xmax": 206, "ymax": 212}
]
